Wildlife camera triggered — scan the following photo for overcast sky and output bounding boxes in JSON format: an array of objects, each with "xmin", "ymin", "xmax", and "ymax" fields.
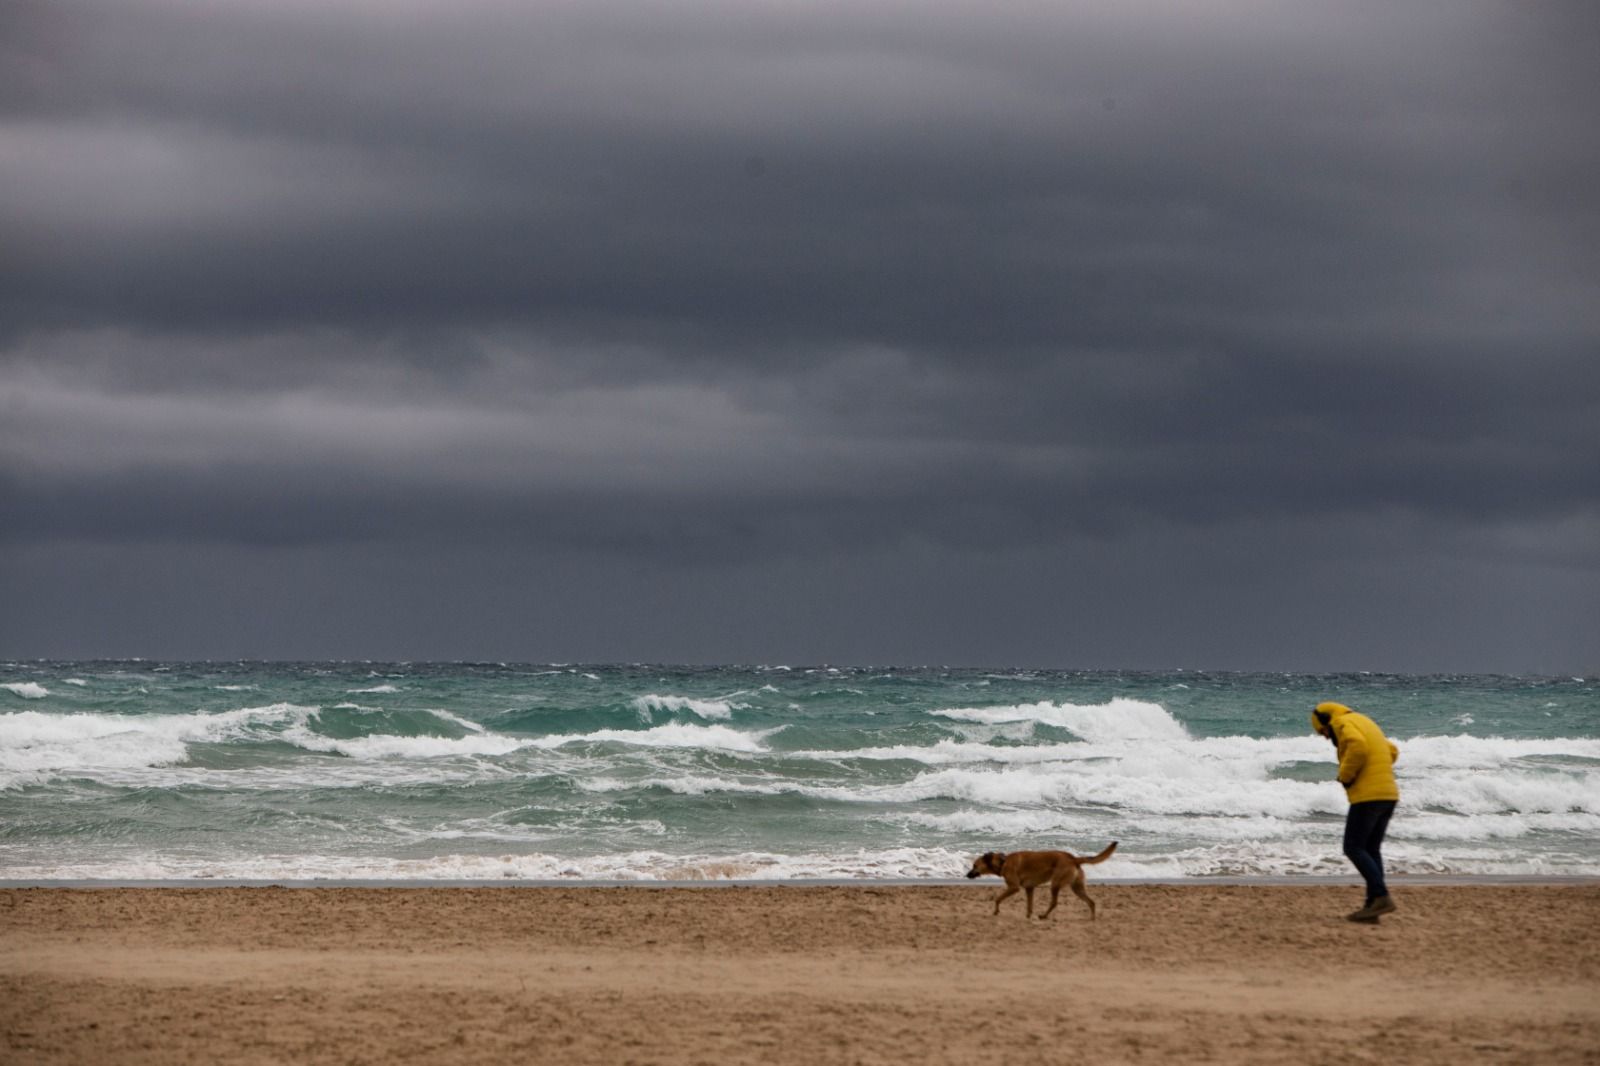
[{"xmin": 2, "ymin": 0, "xmax": 1596, "ymax": 672}]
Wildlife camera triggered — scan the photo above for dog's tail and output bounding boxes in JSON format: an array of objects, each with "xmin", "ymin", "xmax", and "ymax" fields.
[{"xmin": 1077, "ymin": 841, "xmax": 1118, "ymax": 865}]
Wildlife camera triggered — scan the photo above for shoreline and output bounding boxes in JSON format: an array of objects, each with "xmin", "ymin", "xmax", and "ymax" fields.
[{"xmin": 3, "ymin": 872, "xmax": 1596, "ymax": 889}]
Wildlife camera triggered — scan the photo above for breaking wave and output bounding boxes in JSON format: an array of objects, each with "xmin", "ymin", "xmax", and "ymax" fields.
[{"xmin": 3, "ymin": 665, "xmax": 1596, "ymax": 880}]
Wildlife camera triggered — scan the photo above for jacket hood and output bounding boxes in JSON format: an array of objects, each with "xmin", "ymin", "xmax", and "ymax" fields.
[{"xmin": 1311, "ymin": 701, "xmax": 1353, "ymax": 738}]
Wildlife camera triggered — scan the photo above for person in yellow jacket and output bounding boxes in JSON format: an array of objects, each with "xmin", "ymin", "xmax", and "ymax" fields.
[{"xmin": 1311, "ymin": 701, "xmax": 1400, "ymax": 922}]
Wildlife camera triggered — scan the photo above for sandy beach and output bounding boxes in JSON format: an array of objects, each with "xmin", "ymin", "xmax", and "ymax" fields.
[{"xmin": 3, "ymin": 883, "xmax": 1597, "ymax": 1065}]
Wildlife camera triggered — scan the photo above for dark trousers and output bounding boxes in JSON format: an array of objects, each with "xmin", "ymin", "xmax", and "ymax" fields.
[{"xmin": 1343, "ymin": 799, "xmax": 1397, "ymax": 903}]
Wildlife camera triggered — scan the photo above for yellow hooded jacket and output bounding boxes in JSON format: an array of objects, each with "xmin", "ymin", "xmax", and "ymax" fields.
[{"xmin": 1311, "ymin": 702, "xmax": 1399, "ymax": 805}]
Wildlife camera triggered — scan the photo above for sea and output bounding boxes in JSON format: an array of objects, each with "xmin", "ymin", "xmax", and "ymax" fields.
[{"xmin": 2, "ymin": 662, "xmax": 1596, "ymax": 883}]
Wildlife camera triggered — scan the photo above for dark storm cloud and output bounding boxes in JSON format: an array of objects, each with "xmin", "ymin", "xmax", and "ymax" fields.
[
  {"xmin": 2, "ymin": 0, "xmax": 1597, "ymax": 668},
  {"xmin": 6, "ymin": 0, "xmax": 1591, "ymax": 347}
]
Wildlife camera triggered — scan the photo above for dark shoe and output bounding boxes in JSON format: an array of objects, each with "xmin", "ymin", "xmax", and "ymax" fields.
[
  {"xmin": 1348, "ymin": 895, "xmax": 1397, "ymax": 921},
  {"xmin": 1346, "ymin": 909, "xmax": 1380, "ymax": 923}
]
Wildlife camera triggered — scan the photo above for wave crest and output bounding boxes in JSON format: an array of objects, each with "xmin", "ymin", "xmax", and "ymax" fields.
[
  {"xmin": 631, "ymin": 694, "xmax": 742, "ymax": 720},
  {"xmin": 929, "ymin": 698, "xmax": 1189, "ymax": 743}
]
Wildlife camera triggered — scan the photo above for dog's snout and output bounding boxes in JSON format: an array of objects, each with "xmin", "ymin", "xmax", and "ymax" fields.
[{"xmin": 965, "ymin": 868, "xmax": 980, "ymax": 879}]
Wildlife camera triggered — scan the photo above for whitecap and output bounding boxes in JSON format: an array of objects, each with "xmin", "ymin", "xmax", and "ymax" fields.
[
  {"xmin": 578, "ymin": 775, "xmax": 792, "ymax": 797},
  {"xmin": 1395, "ymin": 734, "xmax": 1600, "ymax": 769},
  {"xmin": 631, "ymin": 693, "xmax": 740, "ymax": 720},
  {"xmin": 531, "ymin": 722, "xmax": 778, "ymax": 754},
  {"xmin": 424, "ymin": 708, "xmax": 486, "ymax": 734},
  {"xmin": 929, "ymin": 698, "xmax": 1189, "ymax": 744},
  {"xmin": 0, "ymin": 703, "xmax": 314, "ymax": 787},
  {"xmin": 282, "ymin": 727, "xmax": 528, "ymax": 760}
]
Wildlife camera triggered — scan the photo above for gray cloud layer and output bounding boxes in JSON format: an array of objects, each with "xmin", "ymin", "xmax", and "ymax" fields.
[{"xmin": 3, "ymin": 0, "xmax": 1597, "ymax": 670}]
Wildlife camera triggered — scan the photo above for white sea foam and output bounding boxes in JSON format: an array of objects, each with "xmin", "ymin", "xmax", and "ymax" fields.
[
  {"xmin": 64, "ymin": 679, "xmax": 88, "ymax": 687},
  {"xmin": 0, "ymin": 703, "xmax": 777, "ymax": 784},
  {"xmin": 929, "ymin": 698, "xmax": 1190, "ymax": 743},
  {"xmin": 7, "ymin": 840, "xmax": 1598, "ymax": 883},
  {"xmin": 898, "ymin": 807, "xmax": 1302, "ymax": 844},
  {"xmin": 795, "ymin": 733, "xmax": 1316, "ymax": 770},
  {"xmin": 0, "ymin": 704, "xmax": 314, "ymax": 787},
  {"xmin": 531, "ymin": 722, "xmax": 777, "ymax": 754},
  {"xmin": 1115, "ymin": 838, "xmax": 1600, "ymax": 879},
  {"xmin": 578, "ymin": 775, "xmax": 790, "ymax": 796},
  {"xmin": 377, "ymin": 818, "xmax": 565, "ymax": 845},
  {"xmin": 277, "ymin": 706, "xmax": 505, "ymax": 759},
  {"xmin": 792, "ymin": 739, "xmax": 1088, "ymax": 766},
  {"xmin": 1403, "ymin": 770, "xmax": 1600, "ymax": 816},
  {"xmin": 853, "ymin": 764, "xmax": 1340, "ymax": 818},
  {"xmin": 3, "ymin": 682, "xmax": 49, "ymax": 700},
  {"xmin": 1391, "ymin": 734, "xmax": 1600, "ymax": 769},
  {"xmin": 1393, "ymin": 810, "xmax": 1600, "ymax": 841},
  {"xmin": 898, "ymin": 807, "xmax": 1112, "ymax": 837},
  {"xmin": 567, "ymin": 755, "xmax": 1331, "ymax": 820},
  {"xmin": 348, "ymin": 684, "xmax": 400, "ymax": 694},
  {"xmin": 0, "ymin": 847, "xmax": 975, "ymax": 883},
  {"xmin": 282, "ymin": 727, "xmax": 529, "ymax": 761},
  {"xmin": 427, "ymin": 708, "xmax": 487, "ymax": 734},
  {"xmin": 65, "ymin": 758, "xmax": 536, "ymax": 792},
  {"xmin": 632, "ymin": 693, "xmax": 740, "ymax": 720}
]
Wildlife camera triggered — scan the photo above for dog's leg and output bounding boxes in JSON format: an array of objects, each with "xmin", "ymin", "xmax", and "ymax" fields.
[
  {"xmin": 1070, "ymin": 871, "xmax": 1096, "ymax": 920},
  {"xmin": 1039, "ymin": 860, "xmax": 1074, "ymax": 920},
  {"xmin": 1040, "ymin": 882, "xmax": 1061, "ymax": 920},
  {"xmin": 1024, "ymin": 885, "xmax": 1036, "ymax": 918},
  {"xmin": 992, "ymin": 884, "xmax": 1019, "ymax": 915}
]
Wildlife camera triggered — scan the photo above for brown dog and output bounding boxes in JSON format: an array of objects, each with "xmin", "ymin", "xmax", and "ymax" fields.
[{"xmin": 965, "ymin": 842, "xmax": 1118, "ymax": 920}]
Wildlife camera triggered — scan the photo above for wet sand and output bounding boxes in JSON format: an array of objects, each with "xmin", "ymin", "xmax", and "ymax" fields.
[{"xmin": 4, "ymin": 883, "xmax": 1597, "ymax": 1065}]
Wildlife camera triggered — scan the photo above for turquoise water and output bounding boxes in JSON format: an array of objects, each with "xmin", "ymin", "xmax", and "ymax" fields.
[{"xmin": 2, "ymin": 663, "xmax": 1596, "ymax": 880}]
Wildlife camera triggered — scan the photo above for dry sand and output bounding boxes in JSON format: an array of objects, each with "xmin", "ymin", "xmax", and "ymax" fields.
[{"xmin": 3, "ymin": 883, "xmax": 1597, "ymax": 1065}]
